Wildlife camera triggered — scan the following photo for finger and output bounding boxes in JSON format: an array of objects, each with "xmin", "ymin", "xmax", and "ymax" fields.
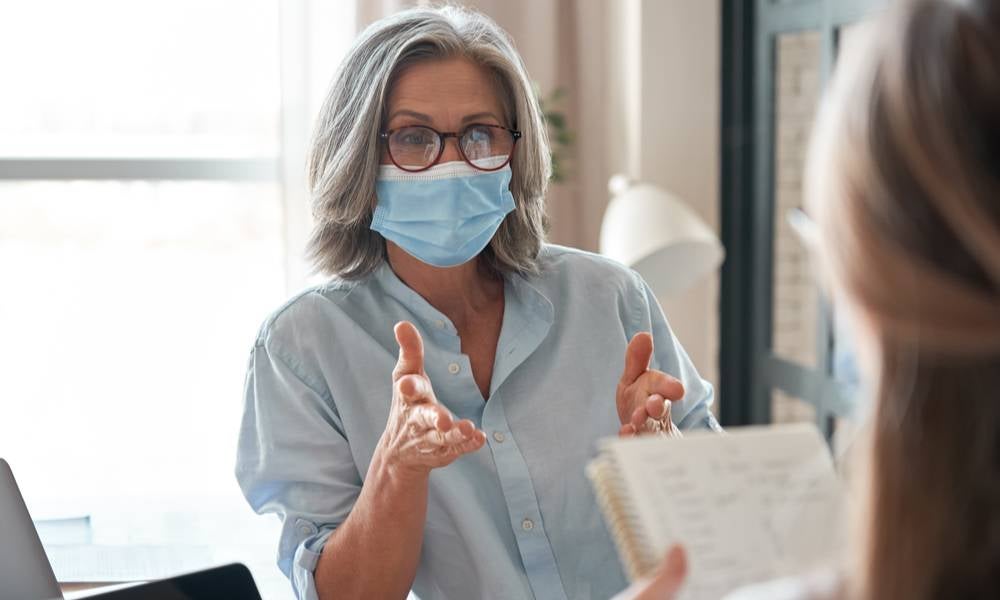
[
  {"xmin": 645, "ymin": 394, "xmax": 668, "ymax": 419},
  {"xmin": 393, "ymin": 321, "xmax": 425, "ymax": 381},
  {"xmin": 451, "ymin": 431, "xmax": 487, "ymax": 455},
  {"xmin": 642, "ymin": 370, "xmax": 685, "ymax": 401},
  {"xmin": 611, "ymin": 544, "xmax": 688, "ymax": 600},
  {"xmin": 455, "ymin": 419, "xmax": 476, "ymax": 438},
  {"xmin": 428, "ymin": 433, "xmax": 487, "ymax": 463},
  {"xmin": 422, "ymin": 428, "xmax": 449, "ymax": 447},
  {"xmin": 396, "ymin": 374, "xmax": 433, "ymax": 405},
  {"xmin": 651, "ymin": 545, "xmax": 688, "ymax": 598},
  {"xmin": 619, "ymin": 423, "xmax": 637, "ymax": 437},
  {"xmin": 417, "ymin": 432, "xmax": 487, "ymax": 469},
  {"xmin": 619, "ymin": 332, "xmax": 653, "ymax": 387},
  {"xmin": 400, "ymin": 436, "xmax": 439, "ymax": 457},
  {"xmin": 411, "ymin": 403, "xmax": 452, "ymax": 431},
  {"xmin": 409, "ymin": 428, "xmax": 485, "ymax": 459},
  {"xmin": 630, "ymin": 404, "xmax": 648, "ymax": 431},
  {"xmin": 442, "ymin": 425, "xmax": 469, "ymax": 445},
  {"xmin": 435, "ymin": 408, "xmax": 454, "ymax": 432}
]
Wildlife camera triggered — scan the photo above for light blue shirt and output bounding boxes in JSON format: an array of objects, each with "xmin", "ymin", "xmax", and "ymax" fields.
[{"xmin": 236, "ymin": 244, "xmax": 720, "ymax": 600}]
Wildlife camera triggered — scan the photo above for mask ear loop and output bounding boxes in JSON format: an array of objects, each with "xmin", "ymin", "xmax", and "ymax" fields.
[{"xmin": 787, "ymin": 207, "xmax": 820, "ymax": 250}]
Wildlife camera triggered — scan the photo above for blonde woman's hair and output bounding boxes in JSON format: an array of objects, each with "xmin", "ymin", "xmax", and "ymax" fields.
[
  {"xmin": 306, "ymin": 5, "xmax": 551, "ymax": 278},
  {"xmin": 807, "ymin": 0, "xmax": 1000, "ymax": 598}
]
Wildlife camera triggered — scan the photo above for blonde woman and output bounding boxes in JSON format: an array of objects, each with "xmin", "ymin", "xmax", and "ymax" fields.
[
  {"xmin": 235, "ymin": 5, "xmax": 720, "ymax": 600},
  {"xmin": 624, "ymin": 0, "xmax": 1000, "ymax": 598}
]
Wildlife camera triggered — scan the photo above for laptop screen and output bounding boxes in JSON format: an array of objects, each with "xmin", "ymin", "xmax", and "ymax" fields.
[
  {"xmin": 0, "ymin": 458, "xmax": 63, "ymax": 600},
  {"xmin": 81, "ymin": 563, "xmax": 263, "ymax": 600}
]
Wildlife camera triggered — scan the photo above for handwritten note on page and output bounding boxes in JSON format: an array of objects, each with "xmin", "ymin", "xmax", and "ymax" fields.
[{"xmin": 593, "ymin": 423, "xmax": 845, "ymax": 600}]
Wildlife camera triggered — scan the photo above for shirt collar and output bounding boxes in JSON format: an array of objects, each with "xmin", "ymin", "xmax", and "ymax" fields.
[
  {"xmin": 372, "ymin": 261, "xmax": 554, "ymax": 394},
  {"xmin": 489, "ymin": 271, "xmax": 554, "ymax": 394}
]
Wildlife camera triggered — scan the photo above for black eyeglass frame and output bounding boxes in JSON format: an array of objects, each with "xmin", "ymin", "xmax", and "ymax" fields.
[{"xmin": 378, "ymin": 123, "xmax": 522, "ymax": 173}]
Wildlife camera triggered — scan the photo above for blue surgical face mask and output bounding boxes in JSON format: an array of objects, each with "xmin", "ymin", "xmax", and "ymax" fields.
[
  {"xmin": 372, "ymin": 159, "xmax": 516, "ymax": 268},
  {"xmin": 833, "ymin": 305, "xmax": 868, "ymax": 419}
]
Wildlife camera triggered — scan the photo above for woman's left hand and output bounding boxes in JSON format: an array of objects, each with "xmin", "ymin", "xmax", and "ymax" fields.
[
  {"xmin": 616, "ymin": 332, "xmax": 685, "ymax": 437},
  {"xmin": 612, "ymin": 545, "xmax": 688, "ymax": 600}
]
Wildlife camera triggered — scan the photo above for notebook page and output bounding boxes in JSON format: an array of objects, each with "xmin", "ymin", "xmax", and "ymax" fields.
[{"xmin": 608, "ymin": 423, "xmax": 843, "ymax": 600}]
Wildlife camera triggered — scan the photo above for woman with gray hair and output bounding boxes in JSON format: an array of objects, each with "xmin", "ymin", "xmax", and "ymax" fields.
[{"xmin": 236, "ymin": 5, "xmax": 719, "ymax": 599}]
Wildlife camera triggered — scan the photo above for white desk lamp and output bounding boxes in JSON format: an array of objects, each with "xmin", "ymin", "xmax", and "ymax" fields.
[{"xmin": 599, "ymin": 175, "xmax": 725, "ymax": 296}]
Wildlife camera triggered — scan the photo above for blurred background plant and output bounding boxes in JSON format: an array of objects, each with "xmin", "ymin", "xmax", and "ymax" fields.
[{"xmin": 536, "ymin": 84, "xmax": 573, "ymax": 183}]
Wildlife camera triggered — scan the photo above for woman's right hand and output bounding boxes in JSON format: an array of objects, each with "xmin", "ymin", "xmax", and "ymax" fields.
[
  {"xmin": 378, "ymin": 321, "xmax": 487, "ymax": 477},
  {"xmin": 611, "ymin": 546, "xmax": 688, "ymax": 600}
]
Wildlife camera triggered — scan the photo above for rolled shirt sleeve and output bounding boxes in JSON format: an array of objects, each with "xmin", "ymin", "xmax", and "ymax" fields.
[
  {"xmin": 628, "ymin": 270, "xmax": 722, "ymax": 432},
  {"xmin": 235, "ymin": 334, "xmax": 362, "ymax": 600}
]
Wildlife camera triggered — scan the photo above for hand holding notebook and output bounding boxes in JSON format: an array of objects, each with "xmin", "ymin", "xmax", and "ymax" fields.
[{"xmin": 588, "ymin": 423, "xmax": 845, "ymax": 600}]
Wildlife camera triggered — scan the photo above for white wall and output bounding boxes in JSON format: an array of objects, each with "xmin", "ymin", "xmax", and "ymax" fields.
[{"xmin": 631, "ymin": 0, "xmax": 722, "ymax": 391}]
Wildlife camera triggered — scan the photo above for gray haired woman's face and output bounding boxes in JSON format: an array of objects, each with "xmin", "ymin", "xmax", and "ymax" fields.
[{"xmin": 381, "ymin": 57, "xmax": 508, "ymax": 167}]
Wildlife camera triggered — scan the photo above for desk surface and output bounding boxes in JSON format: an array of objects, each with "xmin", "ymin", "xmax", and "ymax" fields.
[
  {"xmin": 50, "ymin": 546, "xmax": 290, "ymax": 599},
  {"xmin": 61, "ymin": 582, "xmax": 108, "ymax": 592},
  {"xmin": 62, "ymin": 582, "xmax": 143, "ymax": 599},
  {"xmin": 39, "ymin": 495, "xmax": 291, "ymax": 599}
]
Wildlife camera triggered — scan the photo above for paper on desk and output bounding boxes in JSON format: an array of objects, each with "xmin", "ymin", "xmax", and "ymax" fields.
[
  {"xmin": 44, "ymin": 544, "xmax": 216, "ymax": 583},
  {"xmin": 606, "ymin": 423, "xmax": 846, "ymax": 600}
]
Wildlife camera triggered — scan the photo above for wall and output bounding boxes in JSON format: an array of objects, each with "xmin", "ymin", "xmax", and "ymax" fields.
[
  {"xmin": 633, "ymin": 0, "xmax": 722, "ymax": 391},
  {"xmin": 771, "ymin": 31, "xmax": 822, "ymax": 422}
]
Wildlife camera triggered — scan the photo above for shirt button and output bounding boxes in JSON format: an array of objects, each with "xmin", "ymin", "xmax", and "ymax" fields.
[
  {"xmin": 448, "ymin": 362, "xmax": 460, "ymax": 374},
  {"xmin": 492, "ymin": 431, "xmax": 506, "ymax": 443},
  {"xmin": 299, "ymin": 525, "xmax": 311, "ymax": 535},
  {"xmin": 435, "ymin": 319, "xmax": 446, "ymax": 329},
  {"xmin": 521, "ymin": 518, "xmax": 534, "ymax": 531}
]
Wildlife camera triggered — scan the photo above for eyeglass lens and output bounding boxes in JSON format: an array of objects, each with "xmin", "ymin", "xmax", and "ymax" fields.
[{"xmin": 387, "ymin": 125, "xmax": 514, "ymax": 171}]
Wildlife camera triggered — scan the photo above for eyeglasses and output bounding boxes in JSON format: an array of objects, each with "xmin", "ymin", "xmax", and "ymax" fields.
[{"xmin": 379, "ymin": 124, "xmax": 522, "ymax": 172}]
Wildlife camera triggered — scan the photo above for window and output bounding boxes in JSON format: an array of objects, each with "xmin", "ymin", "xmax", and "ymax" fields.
[
  {"xmin": 0, "ymin": 1, "xmax": 281, "ymax": 158},
  {"xmin": 0, "ymin": 2, "xmax": 354, "ymax": 597},
  {"xmin": 719, "ymin": 0, "xmax": 886, "ymax": 449}
]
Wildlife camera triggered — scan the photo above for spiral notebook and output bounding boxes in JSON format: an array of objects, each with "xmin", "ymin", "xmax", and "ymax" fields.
[{"xmin": 586, "ymin": 423, "xmax": 845, "ymax": 599}]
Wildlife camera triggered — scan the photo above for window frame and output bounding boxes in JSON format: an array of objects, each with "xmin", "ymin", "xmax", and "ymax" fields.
[
  {"xmin": 0, "ymin": 0, "xmax": 337, "ymax": 295},
  {"xmin": 0, "ymin": 158, "xmax": 278, "ymax": 181},
  {"xmin": 718, "ymin": 0, "xmax": 886, "ymax": 436}
]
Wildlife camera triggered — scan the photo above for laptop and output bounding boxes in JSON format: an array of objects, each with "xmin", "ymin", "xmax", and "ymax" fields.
[
  {"xmin": 0, "ymin": 458, "xmax": 63, "ymax": 600},
  {"xmin": 83, "ymin": 563, "xmax": 262, "ymax": 599},
  {"xmin": 1, "ymin": 458, "xmax": 263, "ymax": 600}
]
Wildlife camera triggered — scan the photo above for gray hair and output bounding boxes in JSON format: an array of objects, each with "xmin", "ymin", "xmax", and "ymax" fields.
[{"xmin": 306, "ymin": 5, "xmax": 551, "ymax": 279}]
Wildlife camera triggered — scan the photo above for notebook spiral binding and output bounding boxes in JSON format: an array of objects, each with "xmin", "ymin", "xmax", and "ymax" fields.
[{"xmin": 586, "ymin": 455, "xmax": 659, "ymax": 582}]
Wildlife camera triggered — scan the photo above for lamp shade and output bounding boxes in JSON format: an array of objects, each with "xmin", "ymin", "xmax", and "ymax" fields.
[{"xmin": 599, "ymin": 175, "xmax": 725, "ymax": 296}]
